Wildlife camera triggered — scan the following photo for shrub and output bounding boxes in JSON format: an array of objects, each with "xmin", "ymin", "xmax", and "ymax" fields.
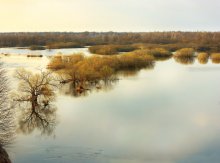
[
  {"xmin": 116, "ymin": 45, "xmax": 137, "ymax": 52},
  {"xmin": 174, "ymin": 48, "xmax": 195, "ymax": 57},
  {"xmin": 118, "ymin": 51, "xmax": 154, "ymax": 70},
  {"xmin": 211, "ymin": 53, "xmax": 220, "ymax": 63},
  {"xmin": 47, "ymin": 55, "xmax": 65, "ymax": 70},
  {"xmin": 29, "ymin": 45, "xmax": 45, "ymax": 50},
  {"xmin": 197, "ymin": 52, "xmax": 209, "ymax": 64},
  {"xmin": 47, "ymin": 51, "xmax": 155, "ymax": 83},
  {"xmin": 27, "ymin": 54, "xmax": 43, "ymax": 57},
  {"xmin": 89, "ymin": 45, "xmax": 117, "ymax": 55},
  {"xmin": 46, "ymin": 42, "xmax": 84, "ymax": 49},
  {"xmin": 89, "ymin": 45, "xmax": 137, "ymax": 55},
  {"xmin": 148, "ymin": 48, "xmax": 172, "ymax": 58}
]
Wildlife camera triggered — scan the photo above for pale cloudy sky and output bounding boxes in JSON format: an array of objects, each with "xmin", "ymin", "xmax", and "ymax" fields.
[{"xmin": 0, "ymin": 0, "xmax": 219, "ymax": 32}]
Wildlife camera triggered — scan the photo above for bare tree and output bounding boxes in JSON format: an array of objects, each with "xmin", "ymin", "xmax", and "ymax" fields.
[
  {"xmin": 0, "ymin": 63, "xmax": 15, "ymax": 163},
  {"xmin": 14, "ymin": 68, "xmax": 58, "ymax": 109},
  {"xmin": 13, "ymin": 68, "xmax": 58, "ymax": 136}
]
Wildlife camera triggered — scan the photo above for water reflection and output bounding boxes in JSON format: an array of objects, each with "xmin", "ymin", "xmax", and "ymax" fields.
[
  {"xmin": 154, "ymin": 55, "xmax": 173, "ymax": 61},
  {"xmin": 198, "ymin": 57, "xmax": 209, "ymax": 64},
  {"xmin": 174, "ymin": 56, "xmax": 195, "ymax": 65},
  {"xmin": 0, "ymin": 64, "xmax": 15, "ymax": 163},
  {"xmin": 59, "ymin": 63, "xmax": 154, "ymax": 97},
  {"xmin": 212, "ymin": 58, "xmax": 220, "ymax": 64},
  {"xmin": 60, "ymin": 80, "xmax": 118, "ymax": 97},
  {"xmin": 17, "ymin": 102, "xmax": 57, "ymax": 136},
  {"xmin": 4, "ymin": 53, "xmax": 220, "ymax": 163}
]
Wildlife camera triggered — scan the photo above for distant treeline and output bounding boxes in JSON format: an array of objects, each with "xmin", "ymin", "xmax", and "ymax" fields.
[{"xmin": 1, "ymin": 32, "xmax": 220, "ymax": 51}]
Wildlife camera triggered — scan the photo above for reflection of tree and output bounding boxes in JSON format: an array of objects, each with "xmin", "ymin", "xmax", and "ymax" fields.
[
  {"xmin": 13, "ymin": 68, "xmax": 58, "ymax": 136},
  {"xmin": 17, "ymin": 102, "xmax": 57, "ymax": 136},
  {"xmin": 0, "ymin": 64, "xmax": 15, "ymax": 163},
  {"xmin": 174, "ymin": 56, "xmax": 195, "ymax": 65}
]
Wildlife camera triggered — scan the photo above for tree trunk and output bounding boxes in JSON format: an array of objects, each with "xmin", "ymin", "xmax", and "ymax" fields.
[{"xmin": 0, "ymin": 146, "xmax": 11, "ymax": 163}]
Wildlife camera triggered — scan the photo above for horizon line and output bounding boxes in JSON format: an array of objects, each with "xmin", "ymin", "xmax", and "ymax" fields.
[{"xmin": 0, "ymin": 30, "xmax": 220, "ymax": 33}]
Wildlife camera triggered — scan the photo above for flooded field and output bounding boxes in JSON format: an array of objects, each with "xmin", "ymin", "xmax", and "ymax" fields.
[{"xmin": 1, "ymin": 48, "xmax": 220, "ymax": 163}]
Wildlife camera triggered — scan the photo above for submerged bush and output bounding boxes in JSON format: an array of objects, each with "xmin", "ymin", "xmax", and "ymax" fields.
[
  {"xmin": 211, "ymin": 53, "xmax": 220, "ymax": 63},
  {"xmin": 27, "ymin": 54, "xmax": 43, "ymax": 58},
  {"xmin": 47, "ymin": 51, "xmax": 155, "ymax": 84},
  {"xmin": 174, "ymin": 48, "xmax": 195, "ymax": 57},
  {"xmin": 46, "ymin": 42, "xmax": 84, "ymax": 49},
  {"xmin": 118, "ymin": 50, "xmax": 154, "ymax": 70},
  {"xmin": 147, "ymin": 48, "xmax": 172, "ymax": 58},
  {"xmin": 47, "ymin": 55, "xmax": 66, "ymax": 70},
  {"xmin": 197, "ymin": 52, "xmax": 209, "ymax": 64},
  {"xmin": 89, "ymin": 45, "xmax": 137, "ymax": 55},
  {"xmin": 89, "ymin": 45, "xmax": 117, "ymax": 55},
  {"xmin": 29, "ymin": 45, "xmax": 45, "ymax": 50}
]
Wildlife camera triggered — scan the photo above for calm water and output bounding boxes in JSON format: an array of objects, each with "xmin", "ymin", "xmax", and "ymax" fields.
[
  {"xmin": 0, "ymin": 47, "xmax": 92, "ymax": 56},
  {"xmin": 1, "ymin": 50, "xmax": 220, "ymax": 163}
]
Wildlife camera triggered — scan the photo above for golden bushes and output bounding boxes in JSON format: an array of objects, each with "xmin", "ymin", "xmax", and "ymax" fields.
[
  {"xmin": 174, "ymin": 48, "xmax": 195, "ymax": 57},
  {"xmin": 46, "ymin": 42, "xmax": 84, "ymax": 49},
  {"xmin": 197, "ymin": 52, "xmax": 209, "ymax": 64},
  {"xmin": 89, "ymin": 45, "xmax": 137, "ymax": 55},
  {"xmin": 47, "ymin": 51, "xmax": 155, "ymax": 82},
  {"xmin": 211, "ymin": 53, "xmax": 220, "ymax": 63}
]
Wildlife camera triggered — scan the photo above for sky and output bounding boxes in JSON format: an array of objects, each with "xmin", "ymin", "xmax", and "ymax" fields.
[{"xmin": 0, "ymin": 0, "xmax": 219, "ymax": 32}]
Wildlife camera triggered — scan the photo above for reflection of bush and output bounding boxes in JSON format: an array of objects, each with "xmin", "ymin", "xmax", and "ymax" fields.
[
  {"xmin": 211, "ymin": 53, "xmax": 220, "ymax": 64},
  {"xmin": 174, "ymin": 56, "xmax": 195, "ymax": 65}
]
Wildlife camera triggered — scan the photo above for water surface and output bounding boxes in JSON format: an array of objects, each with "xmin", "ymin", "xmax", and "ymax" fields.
[
  {"xmin": 0, "ymin": 47, "xmax": 91, "ymax": 56},
  {"xmin": 1, "ymin": 52, "xmax": 220, "ymax": 163}
]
